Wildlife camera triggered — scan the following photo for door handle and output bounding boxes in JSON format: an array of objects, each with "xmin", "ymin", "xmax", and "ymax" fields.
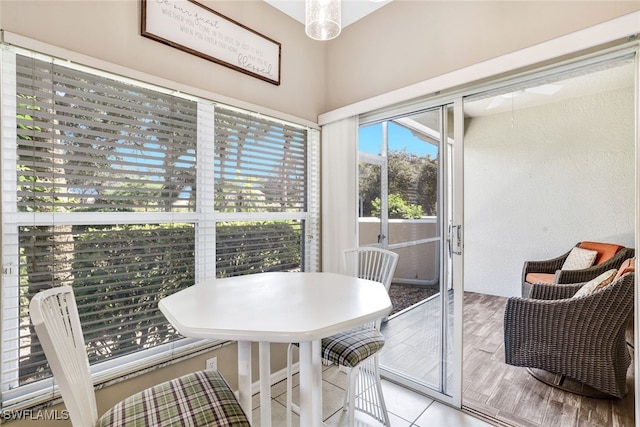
[{"xmin": 452, "ymin": 224, "xmax": 462, "ymax": 255}]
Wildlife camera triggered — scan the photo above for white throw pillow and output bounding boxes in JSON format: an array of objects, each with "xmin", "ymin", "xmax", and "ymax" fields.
[
  {"xmin": 572, "ymin": 269, "xmax": 617, "ymax": 299},
  {"xmin": 561, "ymin": 247, "xmax": 598, "ymax": 270}
]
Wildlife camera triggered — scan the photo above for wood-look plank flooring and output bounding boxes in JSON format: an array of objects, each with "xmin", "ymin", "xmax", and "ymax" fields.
[
  {"xmin": 463, "ymin": 292, "xmax": 634, "ymax": 427},
  {"xmin": 380, "ymin": 292, "xmax": 635, "ymax": 427}
]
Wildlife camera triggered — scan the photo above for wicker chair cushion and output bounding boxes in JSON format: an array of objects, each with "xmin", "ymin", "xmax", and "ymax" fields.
[
  {"xmin": 97, "ymin": 370, "xmax": 250, "ymax": 427},
  {"xmin": 614, "ymin": 258, "xmax": 635, "ymax": 281},
  {"xmin": 572, "ymin": 269, "xmax": 617, "ymax": 299},
  {"xmin": 561, "ymin": 247, "xmax": 598, "ymax": 270},
  {"xmin": 321, "ymin": 329, "xmax": 385, "ymax": 368},
  {"xmin": 525, "ymin": 272, "xmax": 555, "ymax": 285},
  {"xmin": 578, "ymin": 241, "xmax": 624, "ymax": 265}
]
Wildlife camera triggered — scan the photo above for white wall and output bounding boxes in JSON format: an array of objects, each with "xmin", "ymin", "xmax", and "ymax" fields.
[{"xmin": 464, "ymin": 84, "xmax": 635, "ymax": 297}]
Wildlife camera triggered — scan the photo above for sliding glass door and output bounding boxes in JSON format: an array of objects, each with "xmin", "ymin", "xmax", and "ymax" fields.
[
  {"xmin": 358, "ymin": 102, "xmax": 463, "ymax": 405},
  {"xmin": 354, "ymin": 45, "xmax": 636, "ymax": 422}
]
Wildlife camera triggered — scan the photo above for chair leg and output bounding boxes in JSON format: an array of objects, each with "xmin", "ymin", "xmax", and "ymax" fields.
[
  {"xmin": 372, "ymin": 355, "xmax": 391, "ymax": 427},
  {"xmin": 291, "ymin": 350, "xmax": 390, "ymax": 427},
  {"xmin": 346, "ymin": 365, "xmax": 359, "ymax": 427},
  {"xmin": 342, "ymin": 367, "xmax": 350, "ymax": 411},
  {"xmin": 286, "ymin": 343, "xmax": 294, "ymax": 427},
  {"xmin": 349, "ymin": 356, "xmax": 390, "ymax": 427}
]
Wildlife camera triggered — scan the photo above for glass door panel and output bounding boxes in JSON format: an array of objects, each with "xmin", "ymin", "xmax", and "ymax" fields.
[
  {"xmin": 459, "ymin": 55, "xmax": 634, "ymax": 421},
  {"xmin": 358, "ymin": 104, "xmax": 462, "ymax": 404}
]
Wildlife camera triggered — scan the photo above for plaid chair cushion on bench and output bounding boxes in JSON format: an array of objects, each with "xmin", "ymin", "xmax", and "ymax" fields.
[{"xmin": 98, "ymin": 370, "xmax": 250, "ymax": 427}]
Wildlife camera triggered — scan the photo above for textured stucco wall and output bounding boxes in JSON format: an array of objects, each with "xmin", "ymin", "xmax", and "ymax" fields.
[{"xmin": 464, "ymin": 84, "xmax": 635, "ymax": 297}]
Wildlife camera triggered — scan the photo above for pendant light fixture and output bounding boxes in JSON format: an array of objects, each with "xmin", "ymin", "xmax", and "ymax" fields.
[{"xmin": 305, "ymin": 0, "xmax": 341, "ymax": 41}]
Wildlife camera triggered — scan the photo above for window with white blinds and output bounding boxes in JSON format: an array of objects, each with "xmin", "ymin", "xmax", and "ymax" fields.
[
  {"xmin": 1, "ymin": 47, "xmax": 320, "ymax": 410},
  {"xmin": 213, "ymin": 105, "xmax": 310, "ymax": 276}
]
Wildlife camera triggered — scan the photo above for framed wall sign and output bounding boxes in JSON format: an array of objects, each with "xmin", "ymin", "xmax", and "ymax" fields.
[{"xmin": 142, "ymin": 0, "xmax": 281, "ymax": 85}]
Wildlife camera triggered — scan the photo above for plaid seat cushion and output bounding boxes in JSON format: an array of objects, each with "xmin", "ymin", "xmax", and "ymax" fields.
[
  {"xmin": 321, "ymin": 328, "xmax": 385, "ymax": 368},
  {"xmin": 98, "ymin": 370, "xmax": 250, "ymax": 427}
]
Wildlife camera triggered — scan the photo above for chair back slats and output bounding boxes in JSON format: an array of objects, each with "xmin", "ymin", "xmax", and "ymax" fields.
[
  {"xmin": 30, "ymin": 286, "xmax": 98, "ymax": 427},
  {"xmin": 343, "ymin": 247, "xmax": 399, "ymax": 329},
  {"xmin": 345, "ymin": 247, "xmax": 398, "ymax": 291}
]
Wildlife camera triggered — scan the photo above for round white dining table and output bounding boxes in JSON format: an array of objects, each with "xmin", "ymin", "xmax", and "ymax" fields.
[{"xmin": 158, "ymin": 271, "xmax": 392, "ymax": 427}]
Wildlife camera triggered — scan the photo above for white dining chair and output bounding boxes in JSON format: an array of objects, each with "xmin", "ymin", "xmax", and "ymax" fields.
[
  {"xmin": 286, "ymin": 247, "xmax": 398, "ymax": 427},
  {"xmin": 29, "ymin": 285, "xmax": 250, "ymax": 427}
]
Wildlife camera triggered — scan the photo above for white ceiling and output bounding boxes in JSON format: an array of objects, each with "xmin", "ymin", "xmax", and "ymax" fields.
[
  {"xmin": 463, "ymin": 61, "xmax": 634, "ymax": 117},
  {"xmin": 264, "ymin": 0, "xmax": 392, "ymax": 28}
]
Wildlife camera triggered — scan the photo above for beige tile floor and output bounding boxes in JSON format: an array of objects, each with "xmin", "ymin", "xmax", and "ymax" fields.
[{"xmin": 250, "ymin": 365, "xmax": 495, "ymax": 426}]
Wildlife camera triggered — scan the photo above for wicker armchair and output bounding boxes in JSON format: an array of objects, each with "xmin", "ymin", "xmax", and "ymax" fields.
[
  {"xmin": 521, "ymin": 242, "xmax": 634, "ymax": 297},
  {"xmin": 504, "ymin": 273, "xmax": 634, "ymax": 399}
]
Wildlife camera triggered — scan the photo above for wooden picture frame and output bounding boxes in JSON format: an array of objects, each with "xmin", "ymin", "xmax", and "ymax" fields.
[{"xmin": 142, "ymin": 0, "xmax": 281, "ymax": 85}]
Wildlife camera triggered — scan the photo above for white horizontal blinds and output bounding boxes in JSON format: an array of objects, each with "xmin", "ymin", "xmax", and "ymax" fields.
[
  {"xmin": 15, "ymin": 55, "xmax": 198, "ymax": 213},
  {"xmin": 19, "ymin": 224, "xmax": 195, "ymax": 366},
  {"xmin": 13, "ymin": 53, "xmax": 198, "ymax": 388},
  {"xmin": 216, "ymin": 220, "xmax": 304, "ymax": 276},
  {"xmin": 214, "ymin": 106, "xmax": 307, "ymax": 212},
  {"xmin": 67, "ymin": 224, "xmax": 195, "ymax": 364},
  {"xmin": 213, "ymin": 105, "xmax": 309, "ymax": 276}
]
